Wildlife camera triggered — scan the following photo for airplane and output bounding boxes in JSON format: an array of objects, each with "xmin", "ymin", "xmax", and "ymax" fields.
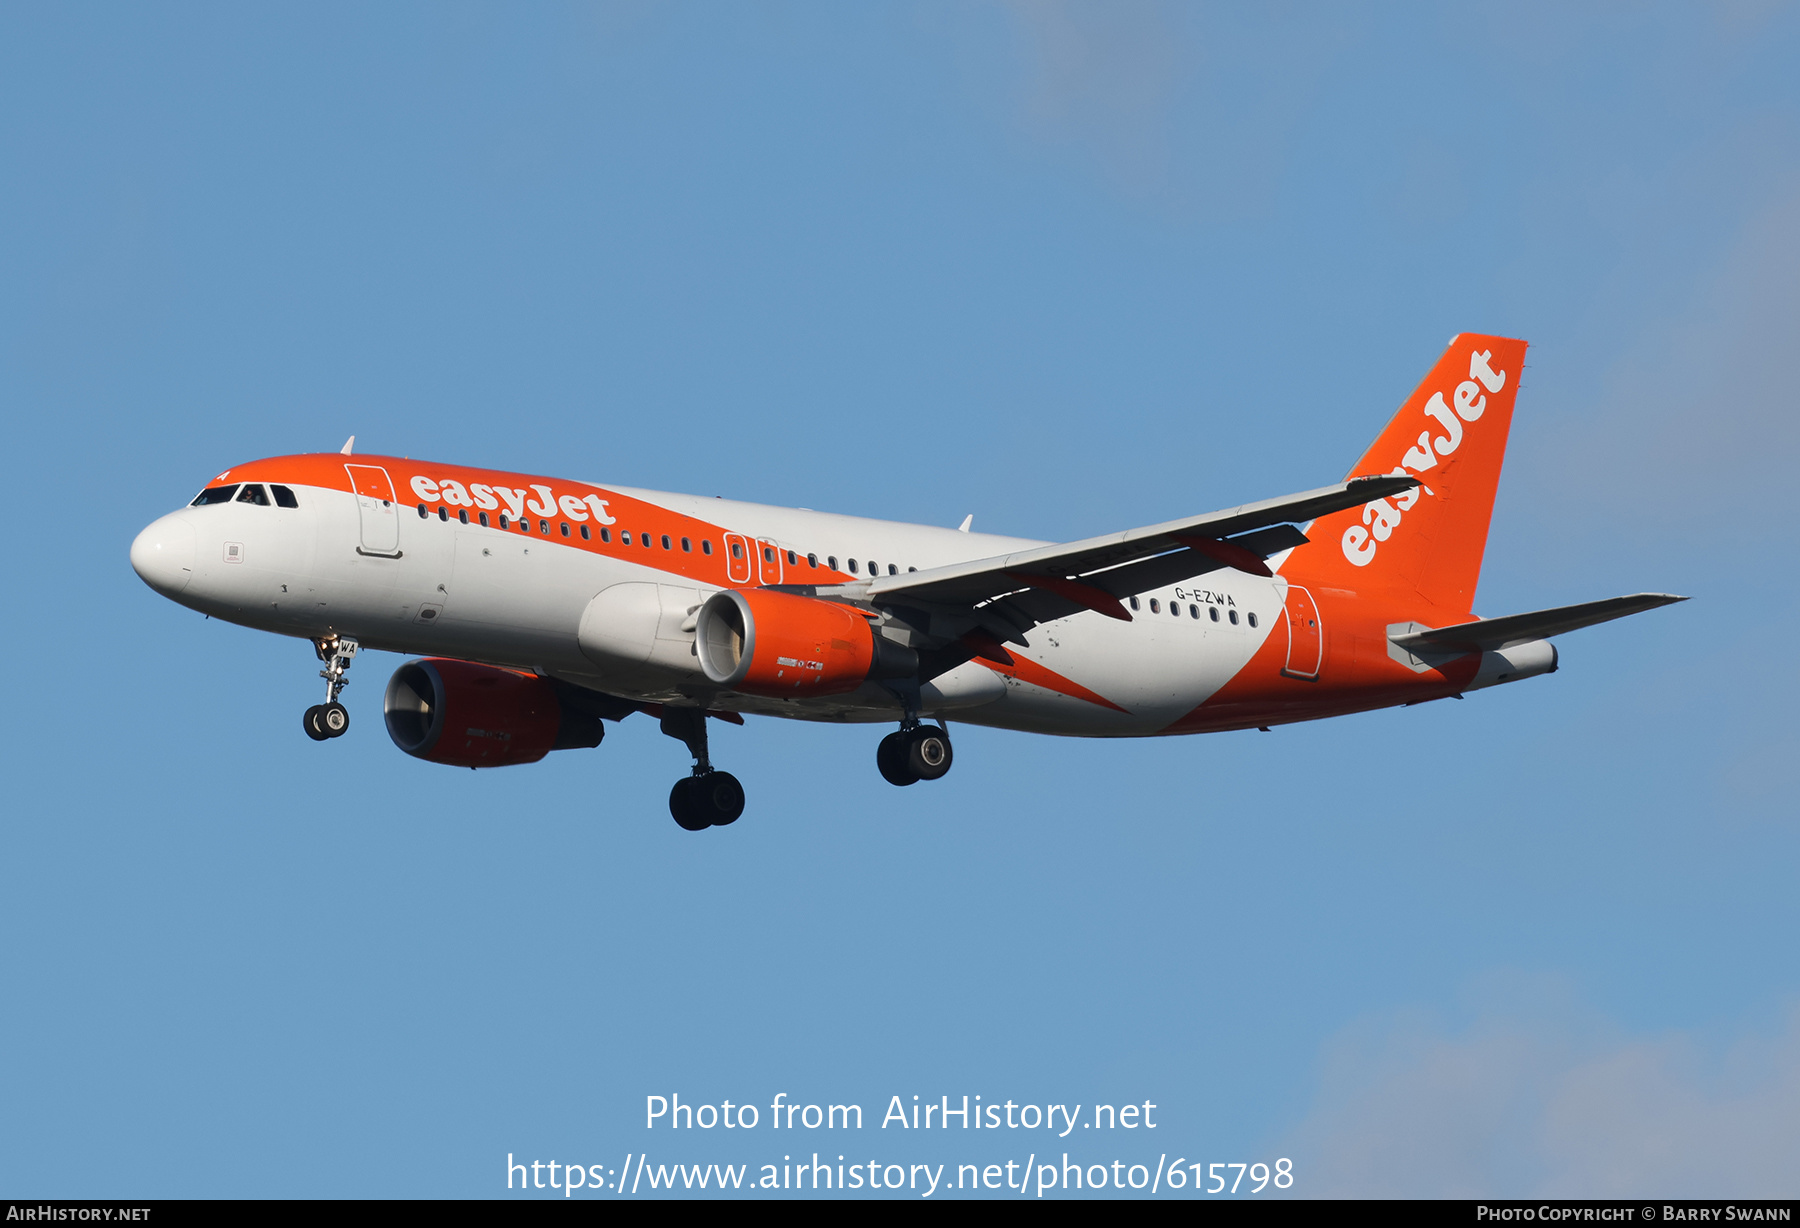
[{"xmin": 129, "ymin": 334, "xmax": 1684, "ymax": 831}]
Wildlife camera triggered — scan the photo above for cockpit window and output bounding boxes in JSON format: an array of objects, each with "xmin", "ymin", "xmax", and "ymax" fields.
[
  {"xmin": 271, "ymin": 484, "xmax": 299, "ymax": 508},
  {"xmin": 235, "ymin": 484, "xmax": 271, "ymax": 506},
  {"xmin": 191, "ymin": 484, "xmax": 239, "ymax": 506}
]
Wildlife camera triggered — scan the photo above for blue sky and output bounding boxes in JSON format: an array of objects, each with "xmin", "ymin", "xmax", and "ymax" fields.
[{"xmin": 3, "ymin": 1, "xmax": 1797, "ymax": 1198}]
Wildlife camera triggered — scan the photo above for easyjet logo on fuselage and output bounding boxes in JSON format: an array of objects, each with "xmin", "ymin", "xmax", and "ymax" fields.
[
  {"xmin": 408, "ymin": 474, "xmax": 618, "ymax": 526},
  {"xmin": 1341, "ymin": 348, "xmax": 1508, "ymax": 567}
]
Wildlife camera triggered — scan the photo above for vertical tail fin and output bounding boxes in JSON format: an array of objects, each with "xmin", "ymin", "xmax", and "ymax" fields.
[{"xmin": 1290, "ymin": 334, "xmax": 1528, "ymax": 618}]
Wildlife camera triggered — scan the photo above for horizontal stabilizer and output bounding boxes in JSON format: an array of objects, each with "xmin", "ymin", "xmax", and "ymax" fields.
[{"xmin": 1389, "ymin": 593, "xmax": 1688, "ymax": 654}]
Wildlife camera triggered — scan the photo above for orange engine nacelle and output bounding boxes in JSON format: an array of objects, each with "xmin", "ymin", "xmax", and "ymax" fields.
[
  {"xmin": 383, "ymin": 658, "xmax": 602, "ymax": 768},
  {"xmin": 694, "ymin": 589, "xmax": 916, "ymax": 697}
]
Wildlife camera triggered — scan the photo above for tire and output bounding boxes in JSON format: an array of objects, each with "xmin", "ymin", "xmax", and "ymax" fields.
[
  {"xmin": 320, "ymin": 702, "xmax": 350, "ymax": 737},
  {"xmin": 668, "ymin": 777, "xmax": 711, "ymax": 831},
  {"xmin": 907, "ymin": 725, "xmax": 953, "ymax": 781},
  {"xmin": 303, "ymin": 705, "xmax": 330, "ymax": 741},
  {"xmin": 877, "ymin": 731, "xmax": 919, "ymax": 786},
  {"xmin": 698, "ymin": 771, "xmax": 745, "ymax": 826}
]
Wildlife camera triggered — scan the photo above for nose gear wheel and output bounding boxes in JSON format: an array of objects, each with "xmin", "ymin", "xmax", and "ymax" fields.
[{"xmin": 302, "ymin": 636, "xmax": 359, "ymax": 742}]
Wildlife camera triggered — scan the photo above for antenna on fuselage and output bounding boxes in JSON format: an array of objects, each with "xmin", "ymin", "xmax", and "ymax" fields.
[
  {"xmin": 340, "ymin": 436, "xmax": 355, "ymax": 455},
  {"xmin": 957, "ymin": 514, "xmax": 973, "ymax": 533}
]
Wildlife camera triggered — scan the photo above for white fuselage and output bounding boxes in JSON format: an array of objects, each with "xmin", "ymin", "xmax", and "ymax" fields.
[{"xmin": 132, "ymin": 474, "xmax": 1282, "ymax": 736}]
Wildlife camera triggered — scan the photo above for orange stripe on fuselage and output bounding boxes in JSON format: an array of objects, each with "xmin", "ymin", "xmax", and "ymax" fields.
[
  {"xmin": 205, "ymin": 452, "xmax": 856, "ymax": 590},
  {"xmin": 973, "ymin": 649, "xmax": 1130, "ymax": 713},
  {"xmin": 1161, "ymin": 578, "xmax": 1481, "ymax": 733}
]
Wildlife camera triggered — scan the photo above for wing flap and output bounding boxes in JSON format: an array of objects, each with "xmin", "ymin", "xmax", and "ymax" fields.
[
  {"xmin": 1072, "ymin": 524, "xmax": 1312, "ymax": 600},
  {"xmin": 1389, "ymin": 593, "xmax": 1688, "ymax": 653}
]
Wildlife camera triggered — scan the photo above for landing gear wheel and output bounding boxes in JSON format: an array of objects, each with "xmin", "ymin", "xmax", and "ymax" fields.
[
  {"xmin": 303, "ymin": 705, "xmax": 330, "ymax": 741},
  {"xmin": 669, "ymin": 772, "xmax": 747, "ymax": 830},
  {"xmin": 906, "ymin": 725, "xmax": 953, "ymax": 781},
  {"xmin": 319, "ymin": 701, "xmax": 350, "ymax": 738},
  {"xmin": 696, "ymin": 771, "xmax": 745, "ymax": 826},
  {"xmin": 669, "ymin": 777, "xmax": 711, "ymax": 831},
  {"xmin": 877, "ymin": 731, "xmax": 919, "ymax": 786}
]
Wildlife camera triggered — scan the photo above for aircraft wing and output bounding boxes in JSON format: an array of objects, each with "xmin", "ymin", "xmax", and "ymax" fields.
[
  {"xmin": 1388, "ymin": 593, "xmax": 1689, "ymax": 654},
  {"xmin": 788, "ymin": 474, "xmax": 1416, "ymax": 641}
]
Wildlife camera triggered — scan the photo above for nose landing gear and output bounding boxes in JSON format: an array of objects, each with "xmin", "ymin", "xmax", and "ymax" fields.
[
  {"xmin": 661, "ymin": 707, "xmax": 745, "ymax": 831},
  {"xmin": 876, "ymin": 722, "xmax": 953, "ymax": 786},
  {"xmin": 303, "ymin": 635, "xmax": 359, "ymax": 741}
]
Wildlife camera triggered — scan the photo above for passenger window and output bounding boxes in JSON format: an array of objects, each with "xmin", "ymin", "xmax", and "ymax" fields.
[
  {"xmin": 1189, "ymin": 604, "xmax": 1199, "ymax": 619},
  {"xmin": 763, "ymin": 546, "xmax": 773, "ymax": 562},
  {"xmin": 580, "ymin": 524, "xmax": 590, "ymax": 540},
  {"xmin": 700, "ymin": 539, "xmax": 710, "ymax": 554},
  {"xmin": 190, "ymin": 484, "xmax": 239, "ymax": 506},
  {"xmin": 888, "ymin": 564, "xmax": 897, "ymax": 575},
  {"xmin": 459, "ymin": 509, "xmax": 470, "ymax": 525},
  {"xmin": 560, "ymin": 522, "xmax": 570, "ymax": 537},
  {"xmin": 439, "ymin": 507, "xmax": 449, "ymax": 521},
  {"xmin": 417, "ymin": 503, "xmax": 428, "ymax": 518},
  {"xmin": 601, "ymin": 528, "xmax": 612, "ymax": 543},
  {"xmin": 1209, "ymin": 606, "xmax": 1220, "ymax": 622},
  {"xmin": 1129, "ymin": 596, "xmax": 1140, "ymax": 611},
  {"xmin": 621, "ymin": 531, "xmax": 632, "ymax": 545},
  {"xmin": 642, "ymin": 533, "xmax": 652, "ymax": 548},
  {"xmin": 539, "ymin": 519, "xmax": 549, "ymax": 534},
  {"xmin": 908, "ymin": 566, "xmax": 917, "ymax": 572},
  {"xmin": 787, "ymin": 550, "xmax": 797, "ymax": 565},
  {"xmin": 848, "ymin": 559, "xmax": 859, "ymax": 574},
  {"xmin": 480, "ymin": 512, "xmax": 490, "ymax": 527},
  {"xmin": 1170, "ymin": 602, "xmax": 1180, "ymax": 617},
  {"xmin": 681, "ymin": 537, "xmax": 691, "ymax": 552},
  {"xmin": 1149, "ymin": 598, "xmax": 1161, "ymax": 614},
  {"xmin": 828, "ymin": 556, "xmax": 837, "ymax": 569},
  {"xmin": 1229, "ymin": 609, "xmax": 1239, "ymax": 625},
  {"xmin": 662, "ymin": 535, "xmax": 671, "ymax": 550},
  {"xmin": 730, "ymin": 541, "xmax": 742, "ymax": 559},
  {"xmin": 1247, "ymin": 612, "xmax": 1258, "ymax": 628},
  {"xmin": 271, "ymin": 485, "xmax": 299, "ymax": 508},
  {"xmin": 499, "ymin": 514, "xmax": 510, "ymax": 529},
  {"xmin": 235, "ymin": 484, "xmax": 271, "ymax": 506},
  {"xmin": 808, "ymin": 553, "xmax": 818, "ymax": 567}
]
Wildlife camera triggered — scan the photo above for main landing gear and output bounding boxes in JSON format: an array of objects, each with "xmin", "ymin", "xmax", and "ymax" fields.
[
  {"xmin": 303, "ymin": 634, "xmax": 359, "ymax": 742},
  {"xmin": 661, "ymin": 707, "xmax": 745, "ymax": 832},
  {"xmin": 877, "ymin": 722, "xmax": 953, "ymax": 787}
]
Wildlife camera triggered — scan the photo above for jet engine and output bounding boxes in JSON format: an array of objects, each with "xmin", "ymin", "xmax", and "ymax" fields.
[
  {"xmin": 693, "ymin": 589, "xmax": 917, "ymax": 698},
  {"xmin": 383, "ymin": 658, "xmax": 604, "ymax": 768}
]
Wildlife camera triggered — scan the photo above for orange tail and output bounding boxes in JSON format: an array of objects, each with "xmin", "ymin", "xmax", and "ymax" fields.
[{"xmin": 1285, "ymin": 334, "xmax": 1528, "ymax": 620}]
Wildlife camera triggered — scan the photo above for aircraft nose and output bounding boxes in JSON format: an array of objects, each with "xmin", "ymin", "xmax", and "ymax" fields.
[{"xmin": 131, "ymin": 513, "xmax": 197, "ymax": 596}]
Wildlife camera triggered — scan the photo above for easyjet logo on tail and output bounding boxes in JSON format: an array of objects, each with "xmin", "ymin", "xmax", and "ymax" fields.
[
  {"xmin": 408, "ymin": 474, "xmax": 617, "ymax": 525},
  {"xmin": 1342, "ymin": 348, "xmax": 1508, "ymax": 567}
]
